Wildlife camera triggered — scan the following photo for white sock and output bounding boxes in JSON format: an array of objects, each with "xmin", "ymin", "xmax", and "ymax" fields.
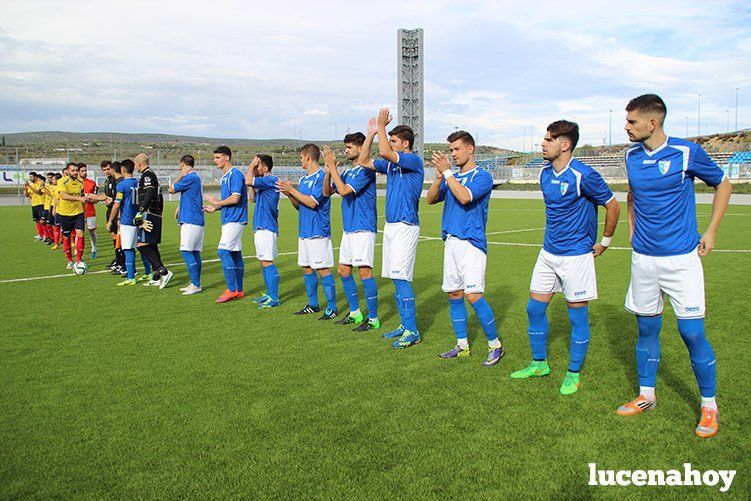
[
  {"xmin": 349, "ymin": 308, "xmax": 361, "ymax": 317},
  {"xmin": 488, "ymin": 339, "xmax": 501, "ymax": 349},
  {"xmin": 457, "ymin": 338, "xmax": 469, "ymax": 350},
  {"xmin": 89, "ymin": 229, "xmax": 98, "ymax": 252},
  {"xmin": 639, "ymin": 386, "xmax": 656, "ymax": 401},
  {"xmin": 701, "ymin": 396, "xmax": 718, "ymax": 411}
]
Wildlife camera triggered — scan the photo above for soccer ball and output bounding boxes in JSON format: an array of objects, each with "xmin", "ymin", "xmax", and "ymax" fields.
[{"xmin": 73, "ymin": 261, "xmax": 88, "ymax": 275}]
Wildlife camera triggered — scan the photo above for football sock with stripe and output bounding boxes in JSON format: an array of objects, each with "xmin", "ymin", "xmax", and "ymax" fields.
[
  {"xmin": 230, "ymin": 251, "xmax": 244, "ymax": 291},
  {"xmin": 181, "ymin": 250, "xmax": 200, "ymax": 287},
  {"xmin": 124, "ymin": 248, "xmax": 136, "ymax": 280},
  {"xmin": 362, "ymin": 277, "xmax": 378, "ymax": 320},
  {"xmin": 192, "ymin": 250, "xmax": 202, "ymax": 286},
  {"xmin": 471, "ymin": 297, "xmax": 501, "ymax": 348},
  {"xmin": 449, "ymin": 297, "xmax": 468, "ymax": 345},
  {"xmin": 321, "ymin": 274, "xmax": 337, "ymax": 311},
  {"xmin": 263, "ymin": 264, "xmax": 279, "ymax": 301},
  {"xmin": 393, "ymin": 279, "xmax": 417, "ymax": 332},
  {"xmin": 567, "ymin": 305, "xmax": 590, "ymax": 372},
  {"xmin": 303, "ymin": 271, "xmax": 319, "ymax": 307},
  {"xmin": 677, "ymin": 318, "xmax": 716, "ymax": 399},
  {"xmin": 217, "ymin": 249, "xmax": 237, "ymax": 292},
  {"xmin": 526, "ymin": 298, "xmax": 549, "ymax": 361},
  {"xmin": 341, "ymin": 274, "xmax": 359, "ymax": 313}
]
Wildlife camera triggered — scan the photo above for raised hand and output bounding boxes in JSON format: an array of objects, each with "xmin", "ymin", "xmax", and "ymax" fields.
[
  {"xmin": 367, "ymin": 117, "xmax": 378, "ymax": 136},
  {"xmin": 431, "ymin": 152, "xmax": 452, "ymax": 174},
  {"xmin": 322, "ymin": 145, "xmax": 337, "ymax": 173},
  {"xmin": 276, "ymin": 178, "xmax": 294, "ymax": 195},
  {"xmin": 377, "ymin": 108, "xmax": 392, "ymax": 128}
]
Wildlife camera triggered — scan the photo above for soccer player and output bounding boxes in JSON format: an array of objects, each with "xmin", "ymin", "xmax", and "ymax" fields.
[
  {"xmin": 245, "ymin": 154, "xmax": 281, "ymax": 308},
  {"xmin": 78, "ymin": 163, "xmax": 99, "ymax": 259},
  {"xmin": 106, "ymin": 161, "xmax": 140, "ymax": 286},
  {"xmin": 40, "ymin": 173, "xmax": 55, "ymax": 244},
  {"xmin": 509, "ymin": 120, "xmax": 620, "ymax": 394},
  {"xmin": 616, "ymin": 94, "xmax": 732, "ymax": 438},
  {"xmin": 56, "ymin": 162, "xmax": 87, "ymax": 269},
  {"xmin": 102, "ymin": 160, "xmax": 124, "ymax": 271},
  {"xmin": 134, "ymin": 153, "xmax": 173, "ymax": 289},
  {"xmin": 277, "ymin": 143, "xmax": 338, "ymax": 319},
  {"xmin": 169, "ymin": 154, "xmax": 205, "ymax": 295},
  {"xmin": 204, "ymin": 146, "xmax": 248, "ymax": 303},
  {"xmin": 322, "ymin": 137, "xmax": 380, "ymax": 331},
  {"xmin": 25, "ymin": 172, "xmax": 46, "ymax": 241},
  {"xmin": 50, "ymin": 172, "xmax": 63, "ymax": 249},
  {"xmin": 427, "ymin": 131, "xmax": 505, "ymax": 366},
  {"xmin": 357, "ymin": 108, "xmax": 424, "ymax": 349}
]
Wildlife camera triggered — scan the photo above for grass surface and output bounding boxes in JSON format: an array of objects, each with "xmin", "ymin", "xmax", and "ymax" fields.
[{"xmin": 1, "ymin": 197, "xmax": 749, "ymax": 499}]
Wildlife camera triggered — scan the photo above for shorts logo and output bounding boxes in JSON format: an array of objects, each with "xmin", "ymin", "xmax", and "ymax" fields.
[
  {"xmin": 685, "ymin": 306, "xmax": 701, "ymax": 312},
  {"xmin": 560, "ymin": 182, "xmax": 569, "ymax": 195},
  {"xmin": 658, "ymin": 160, "xmax": 671, "ymax": 175},
  {"xmin": 574, "ymin": 290, "xmax": 587, "ymax": 296}
]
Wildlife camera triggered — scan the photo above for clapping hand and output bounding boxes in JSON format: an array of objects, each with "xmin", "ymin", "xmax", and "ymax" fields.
[
  {"xmin": 203, "ymin": 194, "xmax": 219, "ymax": 206},
  {"xmin": 377, "ymin": 108, "xmax": 392, "ymax": 128},
  {"xmin": 431, "ymin": 152, "xmax": 452, "ymax": 176},
  {"xmin": 276, "ymin": 178, "xmax": 294, "ymax": 195},
  {"xmin": 322, "ymin": 146, "xmax": 339, "ymax": 174}
]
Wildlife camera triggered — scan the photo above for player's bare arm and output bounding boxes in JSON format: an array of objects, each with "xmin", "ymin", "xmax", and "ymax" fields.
[
  {"xmin": 323, "ymin": 145, "xmax": 353, "ymax": 197},
  {"xmin": 358, "ymin": 118, "xmax": 378, "ymax": 170},
  {"xmin": 626, "ymin": 185, "xmax": 635, "ymax": 244},
  {"xmin": 433, "ymin": 152, "xmax": 471, "ymax": 204},
  {"xmin": 699, "ymin": 178, "xmax": 732, "ymax": 256},
  {"xmin": 203, "ymin": 192, "xmax": 240, "ymax": 208},
  {"xmin": 376, "ymin": 108, "xmax": 398, "ymax": 164},
  {"xmin": 593, "ymin": 198, "xmax": 621, "ymax": 257},
  {"xmin": 276, "ymin": 178, "xmax": 301, "ymax": 210},
  {"xmin": 426, "ymin": 159, "xmax": 444, "ymax": 205}
]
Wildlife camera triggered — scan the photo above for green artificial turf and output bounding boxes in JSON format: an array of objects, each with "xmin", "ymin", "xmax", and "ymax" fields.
[{"xmin": 1, "ymin": 198, "xmax": 749, "ymax": 499}]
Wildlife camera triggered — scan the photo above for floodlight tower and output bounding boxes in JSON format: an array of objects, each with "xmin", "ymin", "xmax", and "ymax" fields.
[{"xmin": 397, "ymin": 28, "xmax": 424, "ymax": 158}]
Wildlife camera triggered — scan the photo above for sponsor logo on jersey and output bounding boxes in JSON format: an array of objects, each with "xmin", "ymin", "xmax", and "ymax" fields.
[
  {"xmin": 560, "ymin": 182, "xmax": 569, "ymax": 196},
  {"xmin": 658, "ymin": 160, "xmax": 671, "ymax": 175},
  {"xmin": 643, "ymin": 159, "xmax": 657, "ymax": 165}
]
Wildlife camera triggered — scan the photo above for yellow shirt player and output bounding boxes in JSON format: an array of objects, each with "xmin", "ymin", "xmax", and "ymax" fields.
[
  {"xmin": 26, "ymin": 173, "xmax": 47, "ymax": 240},
  {"xmin": 57, "ymin": 163, "xmax": 88, "ymax": 267}
]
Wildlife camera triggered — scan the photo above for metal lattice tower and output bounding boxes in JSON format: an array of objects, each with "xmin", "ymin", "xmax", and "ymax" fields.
[{"xmin": 397, "ymin": 28, "xmax": 424, "ymax": 159}]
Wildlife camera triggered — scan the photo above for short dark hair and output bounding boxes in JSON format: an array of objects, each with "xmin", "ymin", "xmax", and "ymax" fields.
[
  {"xmin": 547, "ymin": 120, "xmax": 580, "ymax": 150},
  {"xmin": 625, "ymin": 94, "xmax": 667, "ymax": 124},
  {"xmin": 388, "ymin": 125, "xmax": 415, "ymax": 150},
  {"xmin": 76, "ymin": 162, "xmax": 86, "ymax": 169},
  {"xmin": 121, "ymin": 159, "xmax": 135, "ymax": 174},
  {"xmin": 100, "ymin": 160, "xmax": 111, "ymax": 168},
  {"xmin": 214, "ymin": 145, "xmax": 232, "ymax": 159},
  {"xmin": 54, "ymin": 173, "xmax": 62, "ymax": 180},
  {"xmin": 65, "ymin": 162, "xmax": 77, "ymax": 170},
  {"xmin": 256, "ymin": 154, "xmax": 273, "ymax": 171},
  {"xmin": 29, "ymin": 171, "xmax": 38, "ymax": 177},
  {"xmin": 180, "ymin": 155, "xmax": 195, "ymax": 167},
  {"xmin": 300, "ymin": 143, "xmax": 321, "ymax": 162},
  {"xmin": 446, "ymin": 130, "xmax": 475, "ymax": 147},
  {"xmin": 343, "ymin": 132, "xmax": 366, "ymax": 146},
  {"xmin": 111, "ymin": 161, "xmax": 122, "ymax": 174},
  {"xmin": 47, "ymin": 171, "xmax": 55, "ymax": 177}
]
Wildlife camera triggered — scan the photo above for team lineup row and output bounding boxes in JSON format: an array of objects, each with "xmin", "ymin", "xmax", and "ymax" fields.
[{"xmin": 24, "ymin": 94, "xmax": 733, "ymax": 439}]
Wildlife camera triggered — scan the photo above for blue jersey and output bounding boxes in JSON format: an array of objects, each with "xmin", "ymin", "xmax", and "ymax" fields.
[
  {"xmin": 626, "ymin": 137, "xmax": 725, "ymax": 256},
  {"xmin": 373, "ymin": 152, "xmax": 424, "ymax": 225},
  {"xmin": 297, "ymin": 169, "xmax": 330, "ymax": 238},
  {"xmin": 220, "ymin": 167, "xmax": 248, "ymax": 225},
  {"xmin": 540, "ymin": 158, "xmax": 614, "ymax": 256},
  {"xmin": 251, "ymin": 175, "xmax": 280, "ymax": 234},
  {"xmin": 333, "ymin": 166, "xmax": 377, "ymax": 233},
  {"xmin": 116, "ymin": 177, "xmax": 139, "ymax": 226},
  {"xmin": 436, "ymin": 167, "xmax": 494, "ymax": 253},
  {"xmin": 173, "ymin": 171, "xmax": 205, "ymax": 226}
]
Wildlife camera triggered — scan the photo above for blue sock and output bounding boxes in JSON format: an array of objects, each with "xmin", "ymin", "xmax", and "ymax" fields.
[
  {"xmin": 341, "ymin": 274, "xmax": 359, "ymax": 313},
  {"xmin": 141, "ymin": 253, "xmax": 152, "ymax": 275},
  {"xmin": 394, "ymin": 279, "xmax": 417, "ymax": 332},
  {"xmin": 471, "ymin": 297, "xmax": 499, "ymax": 343},
  {"xmin": 567, "ymin": 306, "xmax": 590, "ymax": 372},
  {"xmin": 526, "ymin": 298, "xmax": 549, "ymax": 361},
  {"xmin": 124, "ymin": 248, "xmax": 136, "ymax": 279},
  {"xmin": 394, "ymin": 291, "xmax": 403, "ymax": 322},
  {"xmin": 449, "ymin": 297, "xmax": 468, "ymax": 342},
  {"xmin": 636, "ymin": 315, "xmax": 663, "ymax": 388},
  {"xmin": 303, "ymin": 272, "xmax": 319, "ymax": 307},
  {"xmin": 362, "ymin": 277, "xmax": 378, "ymax": 319},
  {"xmin": 230, "ymin": 251, "xmax": 244, "ymax": 292},
  {"xmin": 218, "ymin": 249, "xmax": 236, "ymax": 291},
  {"xmin": 181, "ymin": 250, "xmax": 199, "ymax": 287},
  {"xmin": 321, "ymin": 274, "xmax": 337, "ymax": 311},
  {"xmin": 263, "ymin": 264, "xmax": 280, "ymax": 301},
  {"xmin": 677, "ymin": 318, "xmax": 716, "ymax": 398},
  {"xmin": 192, "ymin": 250, "xmax": 202, "ymax": 286}
]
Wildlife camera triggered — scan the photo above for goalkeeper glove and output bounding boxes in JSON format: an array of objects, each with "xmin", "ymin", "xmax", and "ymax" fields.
[
  {"xmin": 134, "ymin": 211, "xmax": 144, "ymax": 226},
  {"xmin": 142, "ymin": 219, "xmax": 153, "ymax": 232}
]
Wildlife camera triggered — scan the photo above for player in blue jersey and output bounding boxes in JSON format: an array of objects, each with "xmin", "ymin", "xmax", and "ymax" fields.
[
  {"xmin": 358, "ymin": 108, "xmax": 424, "ymax": 349},
  {"xmin": 168, "ymin": 154, "xmax": 205, "ymax": 296},
  {"xmin": 277, "ymin": 143, "xmax": 338, "ymax": 320},
  {"xmin": 322, "ymin": 134, "xmax": 380, "ymax": 332},
  {"xmin": 106, "ymin": 160, "xmax": 141, "ymax": 286},
  {"xmin": 246, "ymin": 154, "xmax": 281, "ymax": 309},
  {"xmin": 616, "ymin": 94, "xmax": 732, "ymax": 438},
  {"xmin": 427, "ymin": 130, "xmax": 506, "ymax": 366},
  {"xmin": 204, "ymin": 146, "xmax": 249, "ymax": 303},
  {"xmin": 510, "ymin": 120, "xmax": 621, "ymax": 394}
]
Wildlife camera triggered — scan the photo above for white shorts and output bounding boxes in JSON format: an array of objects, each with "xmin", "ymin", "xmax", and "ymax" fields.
[
  {"xmin": 530, "ymin": 249, "xmax": 598, "ymax": 302},
  {"xmin": 625, "ymin": 250, "xmax": 706, "ymax": 319},
  {"xmin": 217, "ymin": 222, "xmax": 245, "ymax": 252},
  {"xmin": 442, "ymin": 236, "xmax": 486, "ymax": 294},
  {"xmin": 254, "ymin": 229, "xmax": 278, "ymax": 261},
  {"xmin": 298, "ymin": 237, "xmax": 334, "ymax": 269},
  {"xmin": 382, "ymin": 222, "xmax": 419, "ymax": 282},
  {"xmin": 86, "ymin": 216, "xmax": 97, "ymax": 230},
  {"xmin": 120, "ymin": 224, "xmax": 138, "ymax": 250},
  {"xmin": 180, "ymin": 223, "xmax": 205, "ymax": 252},
  {"xmin": 339, "ymin": 231, "xmax": 376, "ymax": 268}
]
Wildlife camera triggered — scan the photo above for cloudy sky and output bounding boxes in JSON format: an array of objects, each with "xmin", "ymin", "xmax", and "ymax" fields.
[{"xmin": 1, "ymin": 0, "xmax": 750, "ymax": 150}]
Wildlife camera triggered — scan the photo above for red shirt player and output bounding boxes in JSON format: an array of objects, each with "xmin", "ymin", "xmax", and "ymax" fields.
[{"xmin": 78, "ymin": 163, "xmax": 100, "ymax": 259}]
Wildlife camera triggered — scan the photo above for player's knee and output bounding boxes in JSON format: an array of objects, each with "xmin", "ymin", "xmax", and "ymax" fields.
[
  {"xmin": 465, "ymin": 292, "xmax": 482, "ymax": 304},
  {"xmin": 338, "ymin": 264, "xmax": 351, "ymax": 277},
  {"xmin": 357, "ymin": 267, "xmax": 373, "ymax": 280},
  {"xmin": 317, "ymin": 268, "xmax": 331, "ymax": 277},
  {"xmin": 526, "ymin": 298, "xmax": 548, "ymax": 318},
  {"xmin": 448, "ymin": 290, "xmax": 464, "ymax": 301}
]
